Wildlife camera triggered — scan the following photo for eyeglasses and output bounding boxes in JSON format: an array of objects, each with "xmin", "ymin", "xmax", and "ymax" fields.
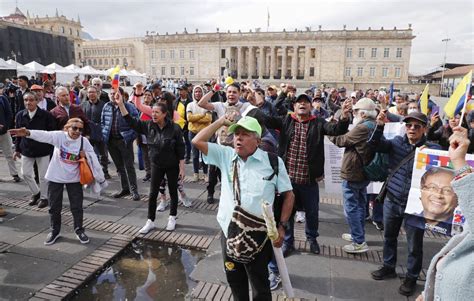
[
  {"xmin": 93, "ymin": 83, "xmax": 101, "ymax": 86},
  {"xmin": 71, "ymin": 126, "xmax": 84, "ymax": 133},
  {"xmin": 405, "ymin": 123, "xmax": 423, "ymax": 130},
  {"xmin": 422, "ymin": 184, "xmax": 455, "ymax": 196}
]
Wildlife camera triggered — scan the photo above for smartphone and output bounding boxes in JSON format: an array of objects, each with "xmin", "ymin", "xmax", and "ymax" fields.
[{"xmin": 431, "ymin": 105, "xmax": 440, "ymax": 116}]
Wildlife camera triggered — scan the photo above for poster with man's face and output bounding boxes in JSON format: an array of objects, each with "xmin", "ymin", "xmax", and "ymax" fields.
[{"xmin": 405, "ymin": 148, "xmax": 474, "ymax": 236}]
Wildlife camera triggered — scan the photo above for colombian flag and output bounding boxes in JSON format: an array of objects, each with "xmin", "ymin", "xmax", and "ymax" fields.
[
  {"xmin": 443, "ymin": 71, "xmax": 472, "ymax": 118},
  {"xmin": 420, "ymin": 84, "xmax": 430, "ymax": 115},
  {"xmin": 110, "ymin": 65, "xmax": 120, "ymax": 90}
]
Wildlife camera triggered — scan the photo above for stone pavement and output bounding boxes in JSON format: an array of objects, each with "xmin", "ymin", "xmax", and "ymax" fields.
[{"xmin": 0, "ymin": 154, "xmax": 449, "ymax": 300}]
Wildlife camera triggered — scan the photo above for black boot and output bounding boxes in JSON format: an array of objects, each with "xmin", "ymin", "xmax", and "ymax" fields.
[
  {"xmin": 398, "ymin": 276, "xmax": 417, "ymax": 296},
  {"xmin": 29, "ymin": 193, "xmax": 41, "ymax": 206}
]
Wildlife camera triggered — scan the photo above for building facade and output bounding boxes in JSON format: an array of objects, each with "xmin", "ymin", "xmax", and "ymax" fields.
[
  {"xmin": 143, "ymin": 26, "xmax": 414, "ymax": 85},
  {"xmin": 80, "ymin": 38, "xmax": 145, "ymax": 72}
]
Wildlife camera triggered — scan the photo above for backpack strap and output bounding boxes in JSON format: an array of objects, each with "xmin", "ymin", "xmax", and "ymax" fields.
[{"xmin": 265, "ymin": 152, "xmax": 279, "ymax": 181}]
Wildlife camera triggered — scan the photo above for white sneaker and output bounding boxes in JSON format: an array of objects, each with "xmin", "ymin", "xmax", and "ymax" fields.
[
  {"xmin": 180, "ymin": 194, "xmax": 192, "ymax": 207},
  {"xmin": 139, "ymin": 219, "xmax": 156, "ymax": 234},
  {"xmin": 342, "ymin": 233, "xmax": 353, "ymax": 242},
  {"xmin": 295, "ymin": 211, "xmax": 306, "ymax": 223},
  {"xmin": 193, "ymin": 173, "xmax": 199, "ymax": 182},
  {"xmin": 157, "ymin": 200, "xmax": 168, "ymax": 212},
  {"xmin": 199, "ymin": 173, "xmax": 206, "ymax": 181},
  {"xmin": 343, "ymin": 242, "xmax": 369, "ymax": 254},
  {"xmin": 166, "ymin": 215, "xmax": 176, "ymax": 231}
]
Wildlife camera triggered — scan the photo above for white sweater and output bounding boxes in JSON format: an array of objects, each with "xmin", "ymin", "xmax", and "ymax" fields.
[{"xmin": 28, "ymin": 130, "xmax": 95, "ymax": 183}]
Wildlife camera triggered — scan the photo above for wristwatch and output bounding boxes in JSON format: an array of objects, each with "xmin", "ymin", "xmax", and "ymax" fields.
[{"xmin": 279, "ymin": 221, "xmax": 290, "ymax": 231}]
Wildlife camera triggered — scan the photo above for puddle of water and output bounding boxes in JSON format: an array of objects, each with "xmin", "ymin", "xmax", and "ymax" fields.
[{"xmin": 72, "ymin": 240, "xmax": 205, "ymax": 301}]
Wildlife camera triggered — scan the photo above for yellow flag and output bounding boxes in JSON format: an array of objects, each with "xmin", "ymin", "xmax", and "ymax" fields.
[
  {"xmin": 420, "ymin": 84, "xmax": 429, "ymax": 115},
  {"xmin": 443, "ymin": 71, "xmax": 472, "ymax": 118}
]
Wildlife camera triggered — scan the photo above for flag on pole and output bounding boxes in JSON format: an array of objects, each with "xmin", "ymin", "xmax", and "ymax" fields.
[
  {"xmin": 388, "ymin": 81, "xmax": 394, "ymax": 105},
  {"xmin": 109, "ymin": 65, "xmax": 121, "ymax": 90},
  {"xmin": 267, "ymin": 7, "xmax": 270, "ymax": 29},
  {"xmin": 443, "ymin": 70, "xmax": 472, "ymax": 119},
  {"xmin": 420, "ymin": 84, "xmax": 430, "ymax": 115}
]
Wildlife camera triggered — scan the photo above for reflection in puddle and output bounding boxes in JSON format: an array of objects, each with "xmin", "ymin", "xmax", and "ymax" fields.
[{"xmin": 73, "ymin": 240, "xmax": 205, "ymax": 300}]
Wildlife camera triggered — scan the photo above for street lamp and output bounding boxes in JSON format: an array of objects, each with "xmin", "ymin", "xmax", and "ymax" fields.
[{"xmin": 440, "ymin": 38, "xmax": 450, "ymax": 96}]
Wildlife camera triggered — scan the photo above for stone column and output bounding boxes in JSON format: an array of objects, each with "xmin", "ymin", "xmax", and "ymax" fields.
[
  {"xmin": 248, "ymin": 47, "xmax": 256, "ymax": 78},
  {"xmin": 237, "ymin": 46, "xmax": 243, "ymax": 79},
  {"xmin": 281, "ymin": 46, "xmax": 287, "ymax": 79},
  {"xmin": 304, "ymin": 46, "xmax": 311, "ymax": 79},
  {"xmin": 270, "ymin": 46, "xmax": 277, "ymax": 79},
  {"xmin": 291, "ymin": 46, "xmax": 298, "ymax": 79},
  {"xmin": 258, "ymin": 46, "xmax": 265, "ymax": 79}
]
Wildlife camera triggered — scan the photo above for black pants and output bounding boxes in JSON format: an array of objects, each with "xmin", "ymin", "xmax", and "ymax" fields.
[
  {"xmin": 48, "ymin": 181, "xmax": 83, "ymax": 234},
  {"xmin": 207, "ymin": 165, "xmax": 221, "ymax": 195},
  {"xmin": 90, "ymin": 139, "xmax": 109, "ymax": 174},
  {"xmin": 107, "ymin": 138, "xmax": 137, "ymax": 192},
  {"xmin": 220, "ymin": 233, "xmax": 272, "ymax": 301},
  {"xmin": 148, "ymin": 165, "xmax": 179, "ymax": 220},
  {"xmin": 183, "ymin": 128, "xmax": 191, "ymax": 160}
]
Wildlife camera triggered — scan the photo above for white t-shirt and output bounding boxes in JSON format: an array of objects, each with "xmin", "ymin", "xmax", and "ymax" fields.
[
  {"xmin": 212, "ymin": 102, "xmax": 255, "ymax": 118},
  {"xmin": 29, "ymin": 130, "xmax": 94, "ymax": 183}
]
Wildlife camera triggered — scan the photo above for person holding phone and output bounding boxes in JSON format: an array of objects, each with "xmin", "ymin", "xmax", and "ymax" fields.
[{"xmin": 114, "ymin": 90, "xmax": 185, "ymax": 233}]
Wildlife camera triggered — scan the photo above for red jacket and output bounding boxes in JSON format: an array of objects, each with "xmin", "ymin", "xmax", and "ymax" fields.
[{"xmin": 50, "ymin": 104, "xmax": 90, "ymax": 134}]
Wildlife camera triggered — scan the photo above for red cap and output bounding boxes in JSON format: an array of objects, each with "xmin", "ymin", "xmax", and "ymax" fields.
[{"xmin": 31, "ymin": 84, "xmax": 43, "ymax": 91}]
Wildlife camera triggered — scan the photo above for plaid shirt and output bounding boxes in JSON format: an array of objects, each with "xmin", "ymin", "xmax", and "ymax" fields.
[{"xmin": 286, "ymin": 120, "xmax": 310, "ymax": 184}]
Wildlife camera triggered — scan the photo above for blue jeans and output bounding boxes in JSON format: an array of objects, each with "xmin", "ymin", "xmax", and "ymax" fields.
[
  {"xmin": 188, "ymin": 132, "xmax": 208, "ymax": 174},
  {"xmin": 342, "ymin": 180, "xmax": 370, "ymax": 244},
  {"xmin": 284, "ymin": 183, "xmax": 319, "ymax": 248},
  {"xmin": 383, "ymin": 196, "xmax": 424, "ymax": 279}
]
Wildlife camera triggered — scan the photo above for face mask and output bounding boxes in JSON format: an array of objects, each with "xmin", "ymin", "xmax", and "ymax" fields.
[{"xmin": 408, "ymin": 108, "xmax": 418, "ymax": 114}]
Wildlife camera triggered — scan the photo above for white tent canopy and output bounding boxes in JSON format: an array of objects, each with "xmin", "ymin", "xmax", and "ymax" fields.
[
  {"xmin": 14, "ymin": 61, "xmax": 36, "ymax": 78},
  {"xmin": 0, "ymin": 58, "xmax": 15, "ymax": 70},
  {"xmin": 64, "ymin": 64, "xmax": 81, "ymax": 72},
  {"xmin": 80, "ymin": 65, "xmax": 103, "ymax": 75},
  {"xmin": 24, "ymin": 61, "xmax": 45, "ymax": 72}
]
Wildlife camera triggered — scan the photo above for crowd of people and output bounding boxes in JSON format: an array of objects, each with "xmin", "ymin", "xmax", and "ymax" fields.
[{"xmin": 0, "ymin": 74, "xmax": 473, "ymax": 300}]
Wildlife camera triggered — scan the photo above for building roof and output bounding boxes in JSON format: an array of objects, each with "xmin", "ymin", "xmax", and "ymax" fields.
[
  {"xmin": 3, "ymin": 7, "xmax": 26, "ymax": 20},
  {"xmin": 431, "ymin": 65, "xmax": 474, "ymax": 79}
]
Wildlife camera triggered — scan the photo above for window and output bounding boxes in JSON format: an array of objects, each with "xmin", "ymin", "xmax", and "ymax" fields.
[
  {"xmin": 161, "ymin": 66, "xmax": 166, "ymax": 75},
  {"xmin": 189, "ymin": 50, "xmax": 195, "ymax": 59},
  {"xmin": 151, "ymin": 67, "xmax": 156, "ymax": 75},
  {"xmin": 345, "ymin": 67, "xmax": 351, "ymax": 77},
  {"xmin": 180, "ymin": 50, "xmax": 184, "ymax": 59},
  {"xmin": 346, "ymin": 48, "xmax": 352, "ymax": 58},
  {"xmin": 395, "ymin": 67, "xmax": 401, "ymax": 78},
  {"xmin": 88, "ymin": 59, "xmax": 92, "ymax": 66},
  {"xmin": 78, "ymin": 52, "xmax": 81, "ymax": 59},
  {"xmin": 371, "ymin": 48, "xmax": 377, "ymax": 58},
  {"xmin": 104, "ymin": 59, "xmax": 108, "ymax": 65},
  {"xmin": 170, "ymin": 50, "xmax": 175, "ymax": 59},
  {"xmin": 124, "ymin": 48, "xmax": 128, "ymax": 55},
  {"xmin": 357, "ymin": 67, "xmax": 363, "ymax": 77},
  {"xmin": 309, "ymin": 67, "xmax": 315, "ymax": 77},
  {"xmin": 384, "ymin": 48, "xmax": 390, "ymax": 58},
  {"xmin": 311, "ymin": 48, "xmax": 316, "ymax": 58},
  {"xmin": 116, "ymin": 58, "xmax": 119, "ymax": 65},
  {"xmin": 61, "ymin": 26, "xmax": 65, "ymax": 33},
  {"xmin": 69, "ymin": 28, "xmax": 72, "ymax": 35},
  {"xmin": 77, "ymin": 30, "xmax": 80, "ymax": 37},
  {"xmin": 358, "ymin": 48, "xmax": 365, "ymax": 58},
  {"xmin": 150, "ymin": 50, "xmax": 155, "ymax": 60},
  {"xmin": 93, "ymin": 59, "xmax": 97, "ymax": 65},
  {"xmin": 190, "ymin": 66, "xmax": 194, "ymax": 76},
  {"xmin": 161, "ymin": 50, "xmax": 165, "ymax": 59},
  {"xmin": 396, "ymin": 48, "xmax": 402, "ymax": 58},
  {"xmin": 171, "ymin": 67, "xmax": 175, "ymax": 76},
  {"xmin": 180, "ymin": 67, "xmax": 185, "ymax": 76},
  {"xmin": 369, "ymin": 67, "xmax": 376, "ymax": 77},
  {"xmin": 99, "ymin": 58, "xmax": 102, "ymax": 65},
  {"xmin": 221, "ymin": 49, "xmax": 226, "ymax": 59},
  {"xmin": 382, "ymin": 67, "xmax": 388, "ymax": 77}
]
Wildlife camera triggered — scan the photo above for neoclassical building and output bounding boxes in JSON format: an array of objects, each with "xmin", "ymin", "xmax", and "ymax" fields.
[{"xmin": 143, "ymin": 26, "xmax": 414, "ymax": 85}]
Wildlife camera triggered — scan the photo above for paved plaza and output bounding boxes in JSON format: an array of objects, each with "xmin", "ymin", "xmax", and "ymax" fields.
[{"xmin": 0, "ymin": 153, "xmax": 448, "ymax": 300}]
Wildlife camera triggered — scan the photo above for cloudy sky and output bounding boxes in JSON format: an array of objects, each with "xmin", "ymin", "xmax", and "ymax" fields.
[{"xmin": 1, "ymin": 0, "xmax": 472, "ymax": 74}]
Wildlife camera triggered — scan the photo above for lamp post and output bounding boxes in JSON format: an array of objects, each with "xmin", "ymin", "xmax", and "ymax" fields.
[{"xmin": 440, "ymin": 38, "xmax": 450, "ymax": 97}]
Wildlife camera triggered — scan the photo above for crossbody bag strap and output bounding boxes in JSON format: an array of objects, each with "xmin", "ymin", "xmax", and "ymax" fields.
[{"xmin": 232, "ymin": 158, "xmax": 241, "ymax": 206}]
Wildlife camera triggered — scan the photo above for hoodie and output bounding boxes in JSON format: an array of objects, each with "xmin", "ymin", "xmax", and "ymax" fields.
[{"xmin": 186, "ymin": 85, "xmax": 212, "ymax": 133}]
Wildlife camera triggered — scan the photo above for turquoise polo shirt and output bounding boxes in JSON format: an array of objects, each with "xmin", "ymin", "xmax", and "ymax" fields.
[{"xmin": 203, "ymin": 143, "xmax": 293, "ymax": 237}]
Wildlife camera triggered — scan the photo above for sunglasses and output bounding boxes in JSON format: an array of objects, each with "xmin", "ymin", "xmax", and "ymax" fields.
[
  {"xmin": 71, "ymin": 126, "xmax": 84, "ymax": 133},
  {"xmin": 405, "ymin": 123, "xmax": 423, "ymax": 130}
]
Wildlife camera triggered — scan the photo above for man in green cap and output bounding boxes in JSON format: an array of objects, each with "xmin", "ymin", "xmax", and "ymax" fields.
[{"xmin": 192, "ymin": 115, "xmax": 294, "ymax": 301}]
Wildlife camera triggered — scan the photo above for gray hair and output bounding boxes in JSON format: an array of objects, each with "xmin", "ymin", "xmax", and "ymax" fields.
[
  {"xmin": 91, "ymin": 77, "xmax": 102, "ymax": 86},
  {"xmin": 55, "ymin": 86, "xmax": 68, "ymax": 96},
  {"xmin": 23, "ymin": 91, "xmax": 38, "ymax": 100}
]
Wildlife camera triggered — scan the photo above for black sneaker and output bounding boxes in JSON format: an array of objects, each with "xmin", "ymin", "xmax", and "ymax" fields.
[
  {"xmin": 185, "ymin": 159, "xmax": 191, "ymax": 164},
  {"xmin": 37, "ymin": 199, "xmax": 48, "ymax": 209},
  {"xmin": 310, "ymin": 240, "xmax": 320, "ymax": 254},
  {"xmin": 29, "ymin": 193, "xmax": 41, "ymax": 206},
  {"xmin": 131, "ymin": 190, "xmax": 140, "ymax": 201},
  {"xmin": 104, "ymin": 172, "xmax": 111, "ymax": 180},
  {"xmin": 112, "ymin": 190, "xmax": 130, "ymax": 198},
  {"xmin": 372, "ymin": 220, "xmax": 384, "ymax": 231},
  {"xmin": 44, "ymin": 232, "xmax": 60, "ymax": 245},
  {"xmin": 12, "ymin": 175, "xmax": 21, "ymax": 182},
  {"xmin": 398, "ymin": 276, "xmax": 417, "ymax": 296},
  {"xmin": 206, "ymin": 193, "xmax": 215, "ymax": 204},
  {"xmin": 282, "ymin": 244, "xmax": 295, "ymax": 258},
  {"xmin": 142, "ymin": 174, "xmax": 151, "ymax": 182},
  {"xmin": 371, "ymin": 266, "xmax": 397, "ymax": 280},
  {"xmin": 75, "ymin": 229, "xmax": 90, "ymax": 244}
]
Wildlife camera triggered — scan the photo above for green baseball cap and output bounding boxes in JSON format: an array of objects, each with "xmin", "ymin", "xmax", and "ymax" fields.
[{"xmin": 227, "ymin": 116, "xmax": 262, "ymax": 137}]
